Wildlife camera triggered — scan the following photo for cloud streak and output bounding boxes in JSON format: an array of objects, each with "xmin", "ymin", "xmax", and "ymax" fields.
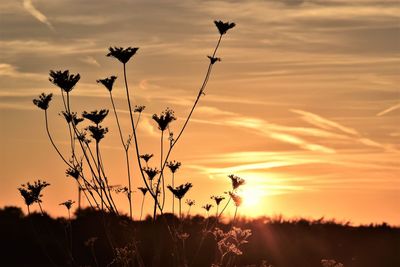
[
  {"xmin": 23, "ymin": 0, "xmax": 54, "ymax": 30},
  {"xmin": 377, "ymin": 103, "xmax": 400, "ymax": 116}
]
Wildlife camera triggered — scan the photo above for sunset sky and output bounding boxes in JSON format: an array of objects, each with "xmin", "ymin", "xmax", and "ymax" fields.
[{"xmin": 0, "ymin": 0, "xmax": 399, "ymax": 225}]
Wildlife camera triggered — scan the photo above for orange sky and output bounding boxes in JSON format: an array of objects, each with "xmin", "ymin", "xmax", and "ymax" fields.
[{"xmin": 0, "ymin": 0, "xmax": 399, "ymax": 225}]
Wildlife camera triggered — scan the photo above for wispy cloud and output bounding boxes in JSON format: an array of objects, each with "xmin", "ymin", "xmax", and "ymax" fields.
[
  {"xmin": 80, "ymin": 56, "xmax": 100, "ymax": 67},
  {"xmin": 377, "ymin": 103, "xmax": 400, "ymax": 116},
  {"xmin": 23, "ymin": 0, "xmax": 54, "ymax": 30},
  {"xmin": 291, "ymin": 109, "xmax": 359, "ymax": 136}
]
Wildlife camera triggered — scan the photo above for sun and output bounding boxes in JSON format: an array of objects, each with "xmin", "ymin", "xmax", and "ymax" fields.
[{"xmin": 239, "ymin": 186, "xmax": 264, "ymax": 211}]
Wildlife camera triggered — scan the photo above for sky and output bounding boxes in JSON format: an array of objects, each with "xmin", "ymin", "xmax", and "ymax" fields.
[{"xmin": 0, "ymin": 0, "xmax": 399, "ymax": 225}]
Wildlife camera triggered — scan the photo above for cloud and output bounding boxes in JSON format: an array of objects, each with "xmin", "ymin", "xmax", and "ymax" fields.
[
  {"xmin": 0, "ymin": 63, "xmax": 42, "ymax": 79},
  {"xmin": 291, "ymin": 109, "xmax": 359, "ymax": 136},
  {"xmin": 80, "ymin": 56, "xmax": 100, "ymax": 67},
  {"xmin": 377, "ymin": 102, "xmax": 400, "ymax": 116},
  {"xmin": 23, "ymin": 0, "xmax": 54, "ymax": 30}
]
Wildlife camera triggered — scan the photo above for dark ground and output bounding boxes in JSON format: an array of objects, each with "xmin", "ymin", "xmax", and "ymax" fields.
[{"xmin": 1, "ymin": 206, "xmax": 399, "ymax": 267}]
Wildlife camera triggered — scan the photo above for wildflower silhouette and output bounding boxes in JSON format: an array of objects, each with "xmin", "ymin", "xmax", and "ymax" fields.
[
  {"xmin": 186, "ymin": 199, "xmax": 195, "ymax": 207},
  {"xmin": 168, "ymin": 182, "xmax": 193, "ymax": 219},
  {"xmin": 140, "ymin": 154, "xmax": 154, "ymax": 165},
  {"xmin": 229, "ymin": 192, "xmax": 243, "ymax": 207},
  {"xmin": 142, "ymin": 167, "xmax": 160, "ymax": 181},
  {"xmin": 228, "ymin": 174, "xmax": 245, "ymax": 190},
  {"xmin": 167, "ymin": 183, "xmax": 192, "ymax": 200},
  {"xmin": 138, "ymin": 187, "xmax": 148, "ymax": 221},
  {"xmin": 60, "ymin": 111, "xmax": 84, "ymax": 125},
  {"xmin": 152, "ymin": 107, "xmax": 177, "ymax": 131},
  {"xmin": 207, "ymin": 55, "xmax": 221, "ymax": 65},
  {"xmin": 167, "ymin": 160, "xmax": 181, "ymax": 173},
  {"xmin": 134, "ymin": 105, "xmax": 145, "ymax": 113},
  {"xmin": 18, "ymin": 180, "xmax": 50, "ymax": 214},
  {"xmin": 33, "ymin": 93, "xmax": 53, "ymax": 110},
  {"xmin": 138, "ymin": 187, "xmax": 148, "ymax": 195},
  {"xmin": 211, "ymin": 195, "xmax": 225, "ymax": 217},
  {"xmin": 214, "ymin": 20, "xmax": 236, "ymax": 35},
  {"xmin": 49, "ymin": 70, "xmax": 80, "ymax": 92},
  {"xmin": 87, "ymin": 125, "xmax": 108, "ymax": 142},
  {"xmin": 60, "ymin": 200, "xmax": 75, "ymax": 210},
  {"xmin": 97, "ymin": 76, "xmax": 117, "ymax": 92},
  {"xmin": 82, "ymin": 109, "xmax": 109, "ymax": 125},
  {"xmin": 107, "ymin": 47, "xmax": 139, "ymax": 64},
  {"xmin": 167, "ymin": 160, "xmax": 182, "ymax": 214},
  {"xmin": 66, "ymin": 166, "xmax": 81, "ymax": 180},
  {"xmin": 202, "ymin": 204, "xmax": 213, "ymax": 214}
]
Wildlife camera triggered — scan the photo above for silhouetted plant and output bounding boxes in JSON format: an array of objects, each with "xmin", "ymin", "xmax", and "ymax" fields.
[
  {"xmin": 97, "ymin": 76, "xmax": 117, "ymax": 92},
  {"xmin": 107, "ymin": 47, "xmax": 139, "ymax": 64},
  {"xmin": 29, "ymin": 19, "xmax": 239, "ymax": 266},
  {"xmin": 168, "ymin": 183, "xmax": 193, "ymax": 220},
  {"xmin": 18, "ymin": 180, "xmax": 50, "ymax": 214},
  {"xmin": 49, "ymin": 70, "xmax": 80, "ymax": 93},
  {"xmin": 82, "ymin": 109, "xmax": 109, "ymax": 125},
  {"xmin": 214, "ymin": 20, "xmax": 236, "ymax": 35},
  {"xmin": 33, "ymin": 93, "xmax": 53, "ymax": 110}
]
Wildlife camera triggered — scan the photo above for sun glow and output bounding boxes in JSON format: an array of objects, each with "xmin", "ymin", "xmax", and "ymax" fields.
[{"xmin": 240, "ymin": 186, "xmax": 265, "ymax": 211}]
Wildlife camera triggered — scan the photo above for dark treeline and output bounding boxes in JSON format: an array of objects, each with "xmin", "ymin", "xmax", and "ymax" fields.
[{"xmin": 1, "ymin": 206, "xmax": 399, "ymax": 267}]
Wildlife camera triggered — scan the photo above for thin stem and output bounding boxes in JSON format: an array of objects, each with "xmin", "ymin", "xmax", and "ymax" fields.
[
  {"xmin": 122, "ymin": 63, "xmax": 160, "ymax": 209},
  {"xmin": 154, "ymin": 35, "xmax": 224, "ymax": 212},
  {"xmin": 44, "ymin": 110, "xmax": 71, "ymax": 167},
  {"xmin": 179, "ymin": 199, "xmax": 182, "ymax": 221},
  {"xmin": 172, "ymin": 173, "xmax": 175, "ymax": 215},
  {"xmin": 37, "ymin": 202, "xmax": 44, "ymax": 216},
  {"xmin": 140, "ymin": 195, "xmax": 145, "ymax": 221}
]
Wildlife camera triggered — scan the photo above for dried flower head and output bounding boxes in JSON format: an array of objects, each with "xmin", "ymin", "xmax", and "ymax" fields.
[
  {"xmin": 167, "ymin": 183, "xmax": 193, "ymax": 200},
  {"xmin": 60, "ymin": 111, "xmax": 84, "ymax": 126},
  {"xmin": 134, "ymin": 105, "xmax": 145, "ymax": 113},
  {"xmin": 211, "ymin": 195, "xmax": 225, "ymax": 206},
  {"xmin": 87, "ymin": 125, "xmax": 108, "ymax": 142},
  {"xmin": 185, "ymin": 199, "xmax": 195, "ymax": 207},
  {"xmin": 167, "ymin": 161, "xmax": 181, "ymax": 174},
  {"xmin": 207, "ymin": 56, "xmax": 221, "ymax": 65},
  {"xmin": 66, "ymin": 166, "xmax": 81, "ymax": 180},
  {"xmin": 107, "ymin": 47, "xmax": 139, "ymax": 64},
  {"xmin": 76, "ymin": 130, "xmax": 91, "ymax": 144},
  {"xmin": 140, "ymin": 154, "xmax": 153, "ymax": 163},
  {"xmin": 228, "ymin": 174, "xmax": 245, "ymax": 190},
  {"xmin": 214, "ymin": 20, "xmax": 236, "ymax": 35},
  {"xmin": 202, "ymin": 203, "xmax": 213, "ymax": 212},
  {"xmin": 152, "ymin": 107, "xmax": 176, "ymax": 131},
  {"xmin": 59, "ymin": 200, "xmax": 75, "ymax": 210},
  {"xmin": 18, "ymin": 180, "xmax": 50, "ymax": 206},
  {"xmin": 82, "ymin": 109, "xmax": 109, "ymax": 125},
  {"xmin": 33, "ymin": 93, "xmax": 53, "ymax": 110},
  {"xmin": 138, "ymin": 187, "xmax": 148, "ymax": 195},
  {"xmin": 229, "ymin": 191, "xmax": 243, "ymax": 207},
  {"xmin": 142, "ymin": 167, "xmax": 160, "ymax": 180},
  {"xmin": 97, "ymin": 76, "xmax": 117, "ymax": 92},
  {"xmin": 49, "ymin": 70, "xmax": 80, "ymax": 92}
]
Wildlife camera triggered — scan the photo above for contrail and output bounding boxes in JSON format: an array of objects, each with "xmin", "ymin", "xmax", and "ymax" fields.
[
  {"xmin": 23, "ymin": 0, "xmax": 54, "ymax": 30},
  {"xmin": 377, "ymin": 103, "xmax": 400, "ymax": 116}
]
